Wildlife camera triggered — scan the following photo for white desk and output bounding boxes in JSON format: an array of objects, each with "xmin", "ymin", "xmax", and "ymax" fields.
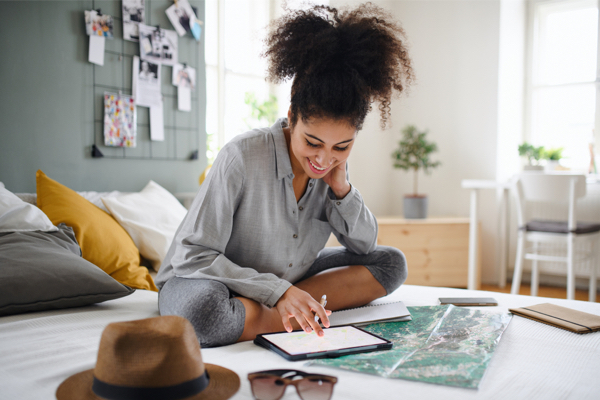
[
  {"xmin": 462, "ymin": 175, "xmax": 600, "ymax": 291},
  {"xmin": 461, "ymin": 179, "xmax": 511, "ymax": 290}
]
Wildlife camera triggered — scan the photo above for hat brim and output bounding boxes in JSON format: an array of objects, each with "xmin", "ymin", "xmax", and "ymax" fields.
[{"xmin": 56, "ymin": 363, "xmax": 240, "ymax": 400}]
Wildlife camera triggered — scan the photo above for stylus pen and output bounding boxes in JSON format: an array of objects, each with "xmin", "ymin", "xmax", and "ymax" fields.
[{"xmin": 314, "ymin": 294, "xmax": 327, "ymax": 323}]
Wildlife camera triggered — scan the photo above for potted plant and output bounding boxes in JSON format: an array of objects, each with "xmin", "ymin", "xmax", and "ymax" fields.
[
  {"xmin": 518, "ymin": 142, "xmax": 544, "ymax": 171},
  {"xmin": 392, "ymin": 125, "xmax": 441, "ymax": 219},
  {"xmin": 541, "ymin": 147, "xmax": 564, "ymax": 171}
]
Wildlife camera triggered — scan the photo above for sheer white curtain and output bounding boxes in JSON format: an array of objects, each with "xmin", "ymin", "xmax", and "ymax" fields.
[{"xmin": 527, "ymin": 0, "xmax": 599, "ymax": 172}]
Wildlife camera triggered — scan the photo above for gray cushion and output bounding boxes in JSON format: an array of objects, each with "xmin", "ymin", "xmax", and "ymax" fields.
[
  {"xmin": 525, "ymin": 219, "xmax": 600, "ymax": 234},
  {"xmin": 0, "ymin": 224, "xmax": 134, "ymax": 317}
]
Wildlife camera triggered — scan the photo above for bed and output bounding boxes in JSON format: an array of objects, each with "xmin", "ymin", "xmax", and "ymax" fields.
[
  {"xmin": 1, "ymin": 175, "xmax": 599, "ymax": 399},
  {"xmin": 1, "ymin": 285, "xmax": 599, "ymax": 400}
]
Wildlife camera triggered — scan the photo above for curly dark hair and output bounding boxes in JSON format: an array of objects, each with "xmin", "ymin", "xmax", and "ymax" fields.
[{"xmin": 263, "ymin": 2, "xmax": 413, "ymax": 130}]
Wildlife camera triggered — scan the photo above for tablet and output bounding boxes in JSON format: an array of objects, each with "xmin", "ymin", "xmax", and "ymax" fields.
[
  {"xmin": 438, "ymin": 297, "xmax": 498, "ymax": 306},
  {"xmin": 254, "ymin": 325, "xmax": 392, "ymax": 361}
]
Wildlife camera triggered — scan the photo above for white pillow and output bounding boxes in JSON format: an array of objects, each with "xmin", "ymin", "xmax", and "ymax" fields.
[
  {"xmin": 78, "ymin": 190, "xmax": 124, "ymax": 213},
  {"xmin": 0, "ymin": 186, "xmax": 57, "ymax": 232},
  {"xmin": 101, "ymin": 181, "xmax": 188, "ymax": 271}
]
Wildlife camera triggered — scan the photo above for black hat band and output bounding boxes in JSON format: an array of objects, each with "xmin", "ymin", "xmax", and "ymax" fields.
[{"xmin": 92, "ymin": 371, "xmax": 209, "ymax": 400}]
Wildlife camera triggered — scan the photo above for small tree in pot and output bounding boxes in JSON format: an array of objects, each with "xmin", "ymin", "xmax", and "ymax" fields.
[{"xmin": 392, "ymin": 125, "xmax": 441, "ymax": 219}]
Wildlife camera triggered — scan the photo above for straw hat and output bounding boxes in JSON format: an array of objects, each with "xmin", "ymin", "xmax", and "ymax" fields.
[{"xmin": 56, "ymin": 315, "xmax": 240, "ymax": 400}]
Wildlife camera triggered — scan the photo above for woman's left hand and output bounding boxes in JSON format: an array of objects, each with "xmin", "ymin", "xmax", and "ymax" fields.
[{"xmin": 322, "ymin": 161, "xmax": 351, "ymax": 199}]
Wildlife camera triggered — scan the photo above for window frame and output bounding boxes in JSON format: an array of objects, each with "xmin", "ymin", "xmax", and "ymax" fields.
[{"xmin": 524, "ymin": 0, "xmax": 600, "ymax": 171}]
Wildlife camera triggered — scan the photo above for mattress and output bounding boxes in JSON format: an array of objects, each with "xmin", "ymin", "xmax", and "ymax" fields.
[{"xmin": 1, "ymin": 285, "xmax": 599, "ymax": 400}]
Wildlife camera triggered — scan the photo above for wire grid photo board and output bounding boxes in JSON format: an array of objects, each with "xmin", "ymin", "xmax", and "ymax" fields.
[{"xmin": 91, "ymin": 0, "xmax": 204, "ymax": 160}]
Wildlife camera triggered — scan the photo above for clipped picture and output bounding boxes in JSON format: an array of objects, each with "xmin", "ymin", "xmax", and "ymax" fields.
[
  {"xmin": 84, "ymin": 10, "xmax": 114, "ymax": 38},
  {"xmin": 103, "ymin": 92, "xmax": 136, "ymax": 148},
  {"xmin": 165, "ymin": 0, "xmax": 197, "ymax": 36},
  {"xmin": 122, "ymin": 0, "xmax": 145, "ymax": 42},
  {"xmin": 133, "ymin": 56, "xmax": 162, "ymax": 108},
  {"xmin": 139, "ymin": 59, "xmax": 159, "ymax": 83},
  {"xmin": 172, "ymin": 63, "xmax": 196, "ymax": 89},
  {"xmin": 139, "ymin": 24, "xmax": 178, "ymax": 66}
]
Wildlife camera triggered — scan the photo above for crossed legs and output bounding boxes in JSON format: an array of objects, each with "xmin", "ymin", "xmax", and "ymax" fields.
[{"xmin": 159, "ymin": 246, "xmax": 407, "ymax": 347}]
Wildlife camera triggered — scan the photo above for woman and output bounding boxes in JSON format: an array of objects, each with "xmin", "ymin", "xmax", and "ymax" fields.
[{"xmin": 156, "ymin": 3, "xmax": 414, "ymax": 347}]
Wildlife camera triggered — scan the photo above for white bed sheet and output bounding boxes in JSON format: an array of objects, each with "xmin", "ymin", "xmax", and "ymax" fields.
[{"xmin": 1, "ymin": 285, "xmax": 599, "ymax": 400}]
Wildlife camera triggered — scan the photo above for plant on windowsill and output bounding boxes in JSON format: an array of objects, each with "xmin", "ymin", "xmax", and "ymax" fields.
[
  {"xmin": 392, "ymin": 125, "xmax": 441, "ymax": 219},
  {"xmin": 541, "ymin": 147, "xmax": 565, "ymax": 172},
  {"xmin": 518, "ymin": 142, "xmax": 544, "ymax": 171}
]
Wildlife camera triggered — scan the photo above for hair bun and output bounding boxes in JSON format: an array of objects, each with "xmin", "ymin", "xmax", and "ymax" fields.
[{"xmin": 264, "ymin": 3, "xmax": 414, "ymax": 129}]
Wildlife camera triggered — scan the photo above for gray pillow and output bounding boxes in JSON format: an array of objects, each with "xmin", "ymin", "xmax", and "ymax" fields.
[{"xmin": 0, "ymin": 224, "xmax": 134, "ymax": 316}]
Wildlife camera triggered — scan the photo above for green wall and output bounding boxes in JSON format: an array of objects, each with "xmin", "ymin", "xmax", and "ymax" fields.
[{"xmin": 0, "ymin": 0, "xmax": 207, "ymax": 194}]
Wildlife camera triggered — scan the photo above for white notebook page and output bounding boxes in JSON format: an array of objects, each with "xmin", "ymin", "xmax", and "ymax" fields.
[{"xmin": 327, "ymin": 301, "xmax": 411, "ymax": 326}]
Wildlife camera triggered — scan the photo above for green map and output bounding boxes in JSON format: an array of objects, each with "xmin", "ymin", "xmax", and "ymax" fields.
[{"xmin": 309, "ymin": 305, "xmax": 512, "ymax": 389}]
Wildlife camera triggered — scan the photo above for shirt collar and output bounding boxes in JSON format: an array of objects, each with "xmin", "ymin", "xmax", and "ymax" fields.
[{"xmin": 271, "ymin": 117, "xmax": 294, "ymax": 180}]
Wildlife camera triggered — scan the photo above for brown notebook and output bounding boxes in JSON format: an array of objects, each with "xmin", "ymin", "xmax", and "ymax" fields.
[{"xmin": 509, "ymin": 303, "xmax": 600, "ymax": 334}]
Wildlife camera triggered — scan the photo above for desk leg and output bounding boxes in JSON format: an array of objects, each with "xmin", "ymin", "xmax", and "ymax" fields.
[
  {"xmin": 468, "ymin": 189, "xmax": 479, "ymax": 290},
  {"xmin": 498, "ymin": 188, "xmax": 509, "ymax": 288}
]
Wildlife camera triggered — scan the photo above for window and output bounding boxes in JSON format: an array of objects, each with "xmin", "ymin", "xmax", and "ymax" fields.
[
  {"xmin": 526, "ymin": 0, "xmax": 599, "ymax": 171},
  {"xmin": 204, "ymin": 0, "xmax": 293, "ymax": 162}
]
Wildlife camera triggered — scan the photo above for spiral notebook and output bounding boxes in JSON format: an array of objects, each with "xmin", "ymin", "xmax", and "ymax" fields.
[{"xmin": 327, "ymin": 301, "xmax": 412, "ymax": 327}]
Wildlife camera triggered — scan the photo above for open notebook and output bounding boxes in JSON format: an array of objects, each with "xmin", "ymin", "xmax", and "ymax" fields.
[{"xmin": 327, "ymin": 301, "xmax": 411, "ymax": 327}]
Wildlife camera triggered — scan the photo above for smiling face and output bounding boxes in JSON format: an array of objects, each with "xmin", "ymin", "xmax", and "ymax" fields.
[{"xmin": 285, "ymin": 109, "xmax": 357, "ymax": 180}]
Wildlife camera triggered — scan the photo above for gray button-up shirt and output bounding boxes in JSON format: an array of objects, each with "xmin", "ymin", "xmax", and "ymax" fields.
[{"xmin": 155, "ymin": 118, "xmax": 378, "ymax": 307}]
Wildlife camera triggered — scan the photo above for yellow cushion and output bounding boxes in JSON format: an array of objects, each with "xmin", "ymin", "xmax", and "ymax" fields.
[{"xmin": 36, "ymin": 170, "xmax": 157, "ymax": 292}]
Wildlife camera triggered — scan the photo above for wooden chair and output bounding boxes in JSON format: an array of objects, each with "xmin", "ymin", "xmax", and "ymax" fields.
[{"xmin": 510, "ymin": 173, "xmax": 600, "ymax": 301}]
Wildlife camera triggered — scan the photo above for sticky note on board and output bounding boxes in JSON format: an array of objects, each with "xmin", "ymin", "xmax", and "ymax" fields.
[
  {"xmin": 150, "ymin": 101, "xmax": 165, "ymax": 141},
  {"xmin": 89, "ymin": 35, "xmax": 105, "ymax": 65},
  {"xmin": 178, "ymin": 86, "xmax": 191, "ymax": 112}
]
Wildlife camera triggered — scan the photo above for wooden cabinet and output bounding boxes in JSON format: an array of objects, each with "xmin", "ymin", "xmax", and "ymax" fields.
[{"xmin": 325, "ymin": 217, "xmax": 480, "ymax": 288}]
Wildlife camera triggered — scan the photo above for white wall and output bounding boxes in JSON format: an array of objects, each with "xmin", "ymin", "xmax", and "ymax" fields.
[{"xmin": 332, "ymin": 0, "xmax": 526, "ymax": 284}]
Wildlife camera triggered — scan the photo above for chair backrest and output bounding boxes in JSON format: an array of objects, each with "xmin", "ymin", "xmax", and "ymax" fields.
[{"xmin": 512, "ymin": 173, "xmax": 587, "ymax": 230}]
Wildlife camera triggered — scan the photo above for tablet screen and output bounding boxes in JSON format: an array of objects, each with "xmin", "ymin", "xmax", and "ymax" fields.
[{"xmin": 261, "ymin": 326, "xmax": 388, "ymax": 355}]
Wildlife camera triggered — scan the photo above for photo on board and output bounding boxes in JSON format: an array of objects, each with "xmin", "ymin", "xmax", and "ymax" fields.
[
  {"xmin": 139, "ymin": 59, "xmax": 159, "ymax": 83},
  {"xmin": 165, "ymin": 0, "xmax": 198, "ymax": 37},
  {"xmin": 103, "ymin": 92, "xmax": 136, "ymax": 148},
  {"xmin": 132, "ymin": 55, "xmax": 162, "ymax": 108},
  {"xmin": 139, "ymin": 24, "xmax": 178, "ymax": 66},
  {"xmin": 84, "ymin": 10, "xmax": 114, "ymax": 38},
  {"xmin": 122, "ymin": 0, "xmax": 145, "ymax": 42},
  {"xmin": 172, "ymin": 63, "xmax": 196, "ymax": 89}
]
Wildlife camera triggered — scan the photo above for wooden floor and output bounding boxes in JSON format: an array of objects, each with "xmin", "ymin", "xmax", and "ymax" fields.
[{"xmin": 480, "ymin": 283, "xmax": 599, "ymax": 303}]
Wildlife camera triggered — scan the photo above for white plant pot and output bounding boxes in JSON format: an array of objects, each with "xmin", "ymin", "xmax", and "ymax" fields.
[{"xmin": 544, "ymin": 160, "xmax": 560, "ymax": 172}]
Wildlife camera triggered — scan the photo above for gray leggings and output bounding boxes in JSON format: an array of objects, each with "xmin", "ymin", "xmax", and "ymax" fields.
[{"xmin": 158, "ymin": 245, "xmax": 407, "ymax": 348}]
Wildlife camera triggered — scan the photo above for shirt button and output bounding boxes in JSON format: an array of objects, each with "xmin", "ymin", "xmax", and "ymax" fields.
[
  {"xmin": 309, "ymin": 182, "xmax": 313, "ymax": 187},
  {"xmin": 293, "ymin": 234, "xmax": 298, "ymax": 239},
  {"xmin": 288, "ymin": 263, "xmax": 293, "ymax": 267},
  {"xmin": 292, "ymin": 210, "xmax": 295, "ymax": 214},
  {"xmin": 299, "ymin": 206, "xmax": 304, "ymax": 211},
  {"xmin": 336, "ymin": 201, "xmax": 341, "ymax": 205}
]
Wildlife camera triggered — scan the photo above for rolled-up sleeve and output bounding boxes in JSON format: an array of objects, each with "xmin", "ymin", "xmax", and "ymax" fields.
[{"xmin": 169, "ymin": 144, "xmax": 291, "ymax": 307}]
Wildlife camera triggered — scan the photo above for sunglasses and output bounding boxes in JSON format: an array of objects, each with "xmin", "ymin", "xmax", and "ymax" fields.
[{"xmin": 248, "ymin": 369, "xmax": 338, "ymax": 400}]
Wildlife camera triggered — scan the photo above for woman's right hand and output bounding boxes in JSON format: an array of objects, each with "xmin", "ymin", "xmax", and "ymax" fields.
[{"xmin": 275, "ymin": 286, "xmax": 331, "ymax": 337}]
